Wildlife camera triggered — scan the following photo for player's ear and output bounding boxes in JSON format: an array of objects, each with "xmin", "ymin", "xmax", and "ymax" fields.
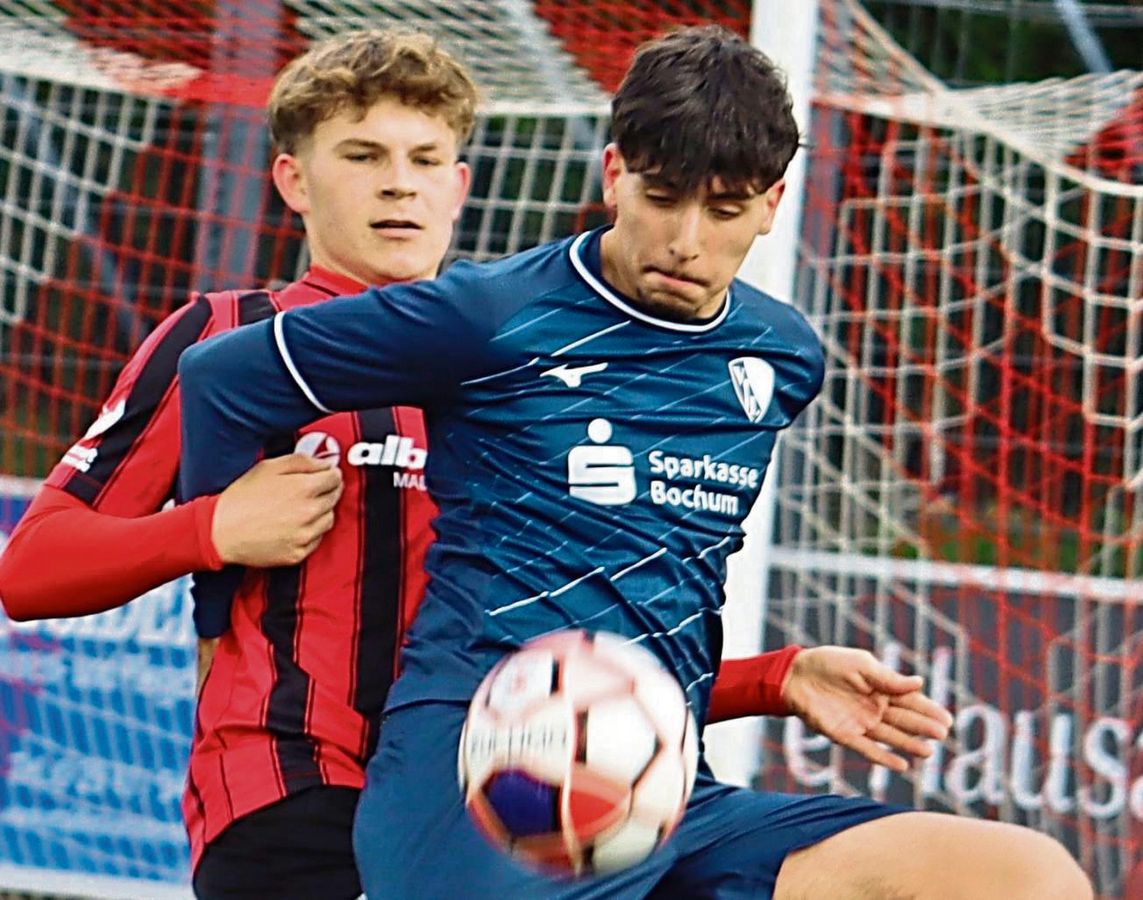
[
  {"xmin": 272, "ymin": 152, "xmax": 310, "ymax": 216},
  {"xmin": 601, "ymin": 143, "xmax": 624, "ymax": 211},
  {"xmin": 449, "ymin": 160, "xmax": 472, "ymax": 222},
  {"xmin": 755, "ymin": 178, "xmax": 786, "ymax": 236}
]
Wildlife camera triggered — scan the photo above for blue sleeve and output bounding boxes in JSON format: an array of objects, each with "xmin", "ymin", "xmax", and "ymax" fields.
[
  {"xmin": 767, "ymin": 296, "xmax": 825, "ymax": 422},
  {"xmin": 179, "ymin": 264, "xmax": 498, "ymax": 637}
]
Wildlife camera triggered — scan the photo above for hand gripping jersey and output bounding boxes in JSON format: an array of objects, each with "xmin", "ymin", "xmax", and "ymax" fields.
[
  {"xmin": 179, "ymin": 228, "xmax": 824, "ymax": 727},
  {"xmin": 34, "ymin": 269, "xmax": 435, "ymax": 869}
]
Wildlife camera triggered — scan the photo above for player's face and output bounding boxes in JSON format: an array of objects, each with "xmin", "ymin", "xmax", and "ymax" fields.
[
  {"xmin": 600, "ymin": 144, "xmax": 785, "ymax": 321},
  {"xmin": 272, "ymin": 97, "xmax": 471, "ymax": 286}
]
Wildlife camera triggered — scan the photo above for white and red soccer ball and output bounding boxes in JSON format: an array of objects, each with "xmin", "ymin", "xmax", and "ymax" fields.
[{"xmin": 458, "ymin": 630, "xmax": 698, "ymax": 876}]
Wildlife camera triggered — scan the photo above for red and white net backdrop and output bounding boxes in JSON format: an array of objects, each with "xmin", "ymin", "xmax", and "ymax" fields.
[
  {"xmin": 0, "ymin": 0, "xmax": 1139, "ymax": 895},
  {"xmin": 760, "ymin": 5, "xmax": 1141, "ymax": 899}
]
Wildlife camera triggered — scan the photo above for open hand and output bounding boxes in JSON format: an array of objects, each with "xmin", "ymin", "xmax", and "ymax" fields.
[{"xmin": 781, "ymin": 646, "xmax": 953, "ymax": 772}]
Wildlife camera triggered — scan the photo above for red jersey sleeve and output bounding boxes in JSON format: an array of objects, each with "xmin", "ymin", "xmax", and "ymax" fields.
[
  {"xmin": 0, "ymin": 487, "xmax": 222, "ymax": 620},
  {"xmin": 706, "ymin": 645, "xmax": 803, "ymax": 723},
  {"xmin": 0, "ymin": 297, "xmax": 224, "ymax": 621},
  {"xmin": 45, "ymin": 296, "xmax": 214, "ymax": 514}
]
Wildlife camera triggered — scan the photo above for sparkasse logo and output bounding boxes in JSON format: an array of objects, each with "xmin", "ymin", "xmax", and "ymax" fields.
[
  {"xmin": 566, "ymin": 421, "xmax": 756, "ymax": 517},
  {"xmin": 566, "ymin": 419, "xmax": 636, "ymax": 506}
]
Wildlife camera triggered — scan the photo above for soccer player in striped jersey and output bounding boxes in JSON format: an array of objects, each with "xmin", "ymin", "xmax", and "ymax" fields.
[
  {"xmin": 178, "ymin": 26, "xmax": 1092, "ymax": 900},
  {"xmin": 0, "ymin": 29, "xmax": 475, "ymax": 899}
]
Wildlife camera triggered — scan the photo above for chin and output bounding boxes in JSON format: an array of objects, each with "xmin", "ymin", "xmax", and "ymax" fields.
[
  {"xmin": 368, "ymin": 255, "xmax": 432, "ymax": 285},
  {"xmin": 636, "ymin": 289, "xmax": 701, "ymax": 323}
]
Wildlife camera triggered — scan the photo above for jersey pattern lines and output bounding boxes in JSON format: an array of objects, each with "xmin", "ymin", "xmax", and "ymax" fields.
[
  {"xmin": 184, "ymin": 282, "xmax": 435, "ymax": 867},
  {"xmin": 180, "ymin": 229, "xmax": 824, "ymax": 728}
]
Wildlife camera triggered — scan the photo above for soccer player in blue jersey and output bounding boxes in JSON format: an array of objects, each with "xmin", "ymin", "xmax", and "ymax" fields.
[{"xmin": 177, "ymin": 25, "xmax": 1092, "ymax": 900}]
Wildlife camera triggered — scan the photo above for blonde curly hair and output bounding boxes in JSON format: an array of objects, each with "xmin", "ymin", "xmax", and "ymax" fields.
[{"xmin": 269, "ymin": 29, "xmax": 478, "ymax": 154}]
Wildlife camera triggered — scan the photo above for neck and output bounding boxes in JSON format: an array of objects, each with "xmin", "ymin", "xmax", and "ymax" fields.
[{"xmin": 308, "ymin": 257, "xmax": 439, "ymax": 291}]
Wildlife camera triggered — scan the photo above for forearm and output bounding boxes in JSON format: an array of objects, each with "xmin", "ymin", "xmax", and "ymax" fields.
[
  {"xmin": 706, "ymin": 645, "xmax": 802, "ymax": 723},
  {"xmin": 178, "ymin": 281, "xmax": 494, "ymax": 506},
  {"xmin": 178, "ymin": 319, "xmax": 337, "ymax": 639},
  {"xmin": 178, "ymin": 289, "xmax": 482, "ymax": 637},
  {"xmin": 0, "ymin": 487, "xmax": 221, "ymax": 620}
]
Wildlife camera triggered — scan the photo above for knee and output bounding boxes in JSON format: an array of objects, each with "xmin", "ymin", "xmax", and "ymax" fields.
[
  {"xmin": 899, "ymin": 815, "xmax": 1091, "ymax": 900},
  {"xmin": 1003, "ymin": 830, "xmax": 1092, "ymax": 900}
]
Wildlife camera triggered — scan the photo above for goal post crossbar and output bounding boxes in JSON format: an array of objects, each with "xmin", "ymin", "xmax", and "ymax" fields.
[{"xmin": 770, "ymin": 546, "xmax": 1142, "ymax": 604}]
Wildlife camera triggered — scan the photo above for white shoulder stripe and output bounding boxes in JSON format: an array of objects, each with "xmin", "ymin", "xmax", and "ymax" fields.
[{"xmin": 273, "ymin": 312, "xmax": 333, "ymax": 415}]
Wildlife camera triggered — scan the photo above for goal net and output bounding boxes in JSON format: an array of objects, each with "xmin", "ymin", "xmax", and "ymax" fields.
[
  {"xmin": 0, "ymin": 0, "xmax": 1138, "ymax": 897},
  {"xmin": 755, "ymin": 3, "xmax": 1141, "ymax": 898}
]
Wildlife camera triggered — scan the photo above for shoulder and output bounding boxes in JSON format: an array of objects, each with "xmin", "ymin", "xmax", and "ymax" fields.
[
  {"xmin": 123, "ymin": 294, "xmax": 217, "ymax": 365},
  {"xmin": 731, "ymin": 279, "xmax": 821, "ymax": 354},
  {"xmin": 729, "ymin": 280, "xmax": 825, "ymax": 401},
  {"xmin": 355, "ymin": 236, "xmax": 583, "ymax": 342},
  {"xmin": 435, "ymin": 235, "xmax": 582, "ymax": 307},
  {"xmin": 197, "ymin": 286, "xmax": 294, "ymax": 334}
]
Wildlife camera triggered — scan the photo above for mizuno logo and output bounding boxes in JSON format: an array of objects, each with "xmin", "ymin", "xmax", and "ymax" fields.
[
  {"xmin": 728, "ymin": 357, "xmax": 776, "ymax": 423},
  {"xmin": 541, "ymin": 362, "xmax": 608, "ymax": 388}
]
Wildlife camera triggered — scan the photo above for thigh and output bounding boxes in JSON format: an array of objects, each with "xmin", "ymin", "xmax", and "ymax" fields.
[
  {"xmin": 773, "ymin": 810, "xmax": 1089, "ymax": 900},
  {"xmin": 649, "ymin": 774, "xmax": 903, "ymax": 900},
  {"xmin": 193, "ymin": 785, "xmax": 362, "ymax": 900},
  {"xmin": 353, "ymin": 702, "xmax": 676, "ymax": 900}
]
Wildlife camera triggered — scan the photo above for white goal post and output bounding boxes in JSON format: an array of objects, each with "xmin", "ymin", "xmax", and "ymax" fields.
[{"xmin": 707, "ymin": 0, "xmax": 822, "ymax": 789}]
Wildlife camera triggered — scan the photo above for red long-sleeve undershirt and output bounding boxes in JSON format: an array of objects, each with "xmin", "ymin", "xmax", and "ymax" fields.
[
  {"xmin": 0, "ymin": 486, "xmax": 798, "ymax": 719},
  {"xmin": 0, "ymin": 486, "xmax": 222, "ymax": 620},
  {"xmin": 707, "ymin": 644, "xmax": 801, "ymax": 721}
]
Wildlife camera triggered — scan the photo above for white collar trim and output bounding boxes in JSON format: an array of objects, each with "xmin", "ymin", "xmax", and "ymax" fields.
[{"xmin": 568, "ymin": 231, "xmax": 730, "ymax": 333}]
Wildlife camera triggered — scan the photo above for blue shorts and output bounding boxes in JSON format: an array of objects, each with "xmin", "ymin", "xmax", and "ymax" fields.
[{"xmin": 353, "ymin": 702, "xmax": 903, "ymax": 899}]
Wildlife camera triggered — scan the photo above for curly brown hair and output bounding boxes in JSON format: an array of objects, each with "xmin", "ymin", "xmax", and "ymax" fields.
[{"xmin": 269, "ymin": 29, "xmax": 478, "ymax": 154}]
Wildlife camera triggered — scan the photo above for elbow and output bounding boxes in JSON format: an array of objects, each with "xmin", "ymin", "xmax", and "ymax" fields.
[
  {"xmin": 0, "ymin": 505, "xmax": 57, "ymax": 622},
  {"xmin": 0, "ymin": 536, "xmax": 45, "ymax": 621},
  {"xmin": 0, "ymin": 562, "xmax": 37, "ymax": 622},
  {"xmin": 2, "ymin": 600, "xmax": 36, "ymax": 623},
  {"xmin": 177, "ymin": 340, "xmax": 211, "ymax": 393}
]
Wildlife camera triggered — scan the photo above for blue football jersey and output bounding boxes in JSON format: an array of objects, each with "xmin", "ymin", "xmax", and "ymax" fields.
[{"xmin": 179, "ymin": 228, "xmax": 824, "ymax": 723}]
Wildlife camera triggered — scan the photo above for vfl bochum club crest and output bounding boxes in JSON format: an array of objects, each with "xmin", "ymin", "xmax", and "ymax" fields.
[{"xmin": 728, "ymin": 357, "xmax": 776, "ymax": 423}]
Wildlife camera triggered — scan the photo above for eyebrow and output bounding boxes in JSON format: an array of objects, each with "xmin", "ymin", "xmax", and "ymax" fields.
[
  {"xmin": 642, "ymin": 177, "xmax": 755, "ymax": 202},
  {"xmin": 334, "ymin": 138, "xmax": 444, "ymax": 154},
  {"xmin": 706, "ymin": 189, "xmax": 754, "ymax": 202}
]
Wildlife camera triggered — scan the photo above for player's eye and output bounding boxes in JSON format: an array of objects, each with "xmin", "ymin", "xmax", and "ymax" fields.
[
  {"xmin": 345, "ymin": 152, "xmax": 376, "ymax": 163},
  {"xmin": 645, "ymin": 192, "xmax": 676, "ymax": 206},
  {"xmin": 710, "ymin": 206, "xmax": 743, "ymax": 220},
  {"xmin": 414, "ymin": 156, "xmax": 442, "ymax": 167}
]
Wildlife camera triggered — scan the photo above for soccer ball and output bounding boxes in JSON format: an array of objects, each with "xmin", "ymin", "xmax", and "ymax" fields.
[{"xmin": 458, "ymin": 629, "xmax": 698, "ymax": 876}]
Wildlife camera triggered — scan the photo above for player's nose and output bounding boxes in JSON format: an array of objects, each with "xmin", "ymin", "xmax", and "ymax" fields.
[
  {"xmin": 666, "ymin": 206, "xmax": 702, "ymax": 261},
  {"xmin": 376, "ymin": 158, "xmax": 416, "ymax": 199}
]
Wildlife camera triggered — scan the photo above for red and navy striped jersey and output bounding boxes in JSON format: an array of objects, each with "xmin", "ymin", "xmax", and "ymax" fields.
[{"xmin": 46, "ymin": 268, "xmax": 436, "ymax": 869}]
